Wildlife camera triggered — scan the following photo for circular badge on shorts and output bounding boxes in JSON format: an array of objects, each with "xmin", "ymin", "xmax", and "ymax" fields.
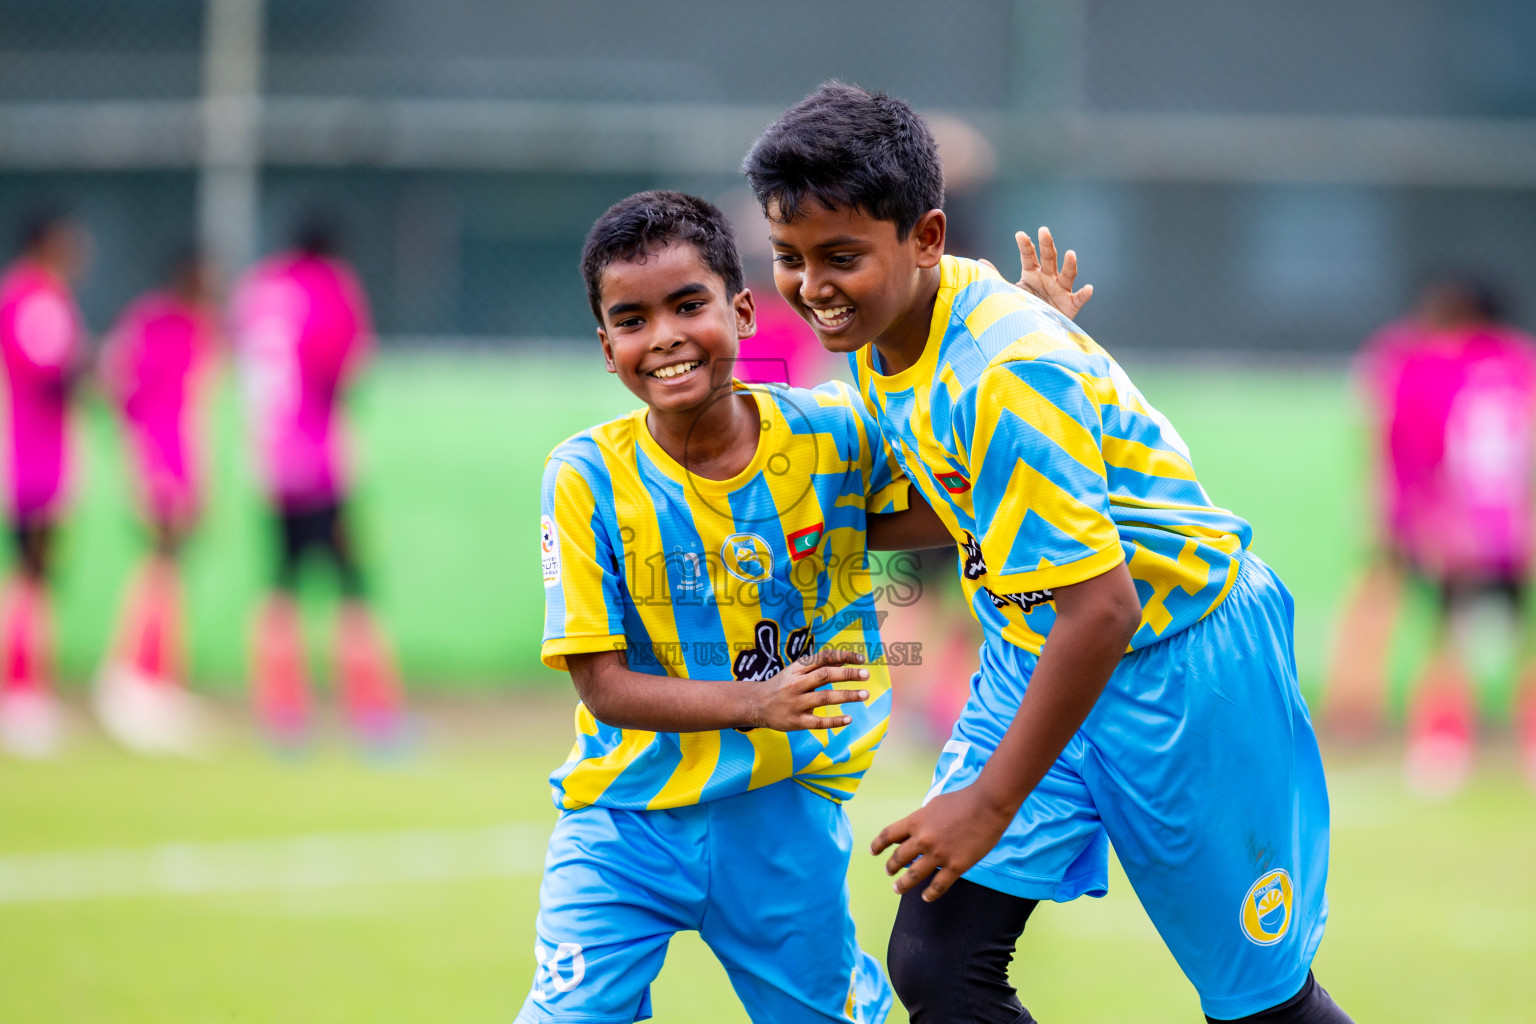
[{"xmin": 1240, "ymin": 868, "xmax": 1294, "ymax": 945}]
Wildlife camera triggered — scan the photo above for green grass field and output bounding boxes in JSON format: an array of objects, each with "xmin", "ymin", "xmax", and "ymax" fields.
[{"xmin": 0, "ymin": 702, "xmax": 1532, "ymax": 1023}]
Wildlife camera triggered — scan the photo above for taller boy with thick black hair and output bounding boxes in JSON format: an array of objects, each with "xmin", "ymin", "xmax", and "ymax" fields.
[{"xmin": 745, "ymin": 83, "xmax": 1353, "ymax": 1024}]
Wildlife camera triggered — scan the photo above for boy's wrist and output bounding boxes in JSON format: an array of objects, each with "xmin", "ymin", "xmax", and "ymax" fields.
[
  {"xmin": 733, "ymin": 681, "xmax": 769, "ymax": 731},
  {"xmin": 971, "ymin": 770, "xmax": 1027, "ymax": 821}
]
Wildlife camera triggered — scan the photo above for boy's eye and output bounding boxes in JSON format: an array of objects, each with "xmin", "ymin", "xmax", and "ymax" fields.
[
  {"xmin": 829, "ymin": 253, "xmax": 858, "ymax": 267},
  {"xmin": 614, "ymin": 316, "xmax": 644, "ymax": 329},
  {"xmin": 678, "ymin": 300, "xmax": 705, "ymax": 315},
  {"xmin": 772, "ymin": 252, "xmax": 802, "ymax": 266}
]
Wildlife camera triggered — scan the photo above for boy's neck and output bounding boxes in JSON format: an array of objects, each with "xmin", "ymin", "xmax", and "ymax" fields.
[
  {"xmin": 646, "ymin": 386, "xmax": 761, "ymax": 481},
  {"xmin": 871, "ymin": 264, "xmax": 943, "ymax": 375}
]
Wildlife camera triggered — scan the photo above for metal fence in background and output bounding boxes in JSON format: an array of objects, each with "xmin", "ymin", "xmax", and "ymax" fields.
[{"xmin": 4, "ymin": 0, "xmax": 1536, "ymax": 353}]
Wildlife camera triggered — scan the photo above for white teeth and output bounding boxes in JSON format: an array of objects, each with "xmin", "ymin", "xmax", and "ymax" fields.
[
  {"xmin": 812, "ymin": 306, "xmax": 852, "ymax": 325},
  {"xmin": 651, "ymin": 360, "xmax": 700, "ymax": 379}
]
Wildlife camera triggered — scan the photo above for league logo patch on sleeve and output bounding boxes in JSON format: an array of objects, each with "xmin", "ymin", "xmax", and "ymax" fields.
[{"xmin": 541, "ymin": 515, "xmax": 561, "ymax": 588}]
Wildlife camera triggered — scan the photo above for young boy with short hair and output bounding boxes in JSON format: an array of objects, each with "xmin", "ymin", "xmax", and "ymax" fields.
[
  {"xmin": 745, "ymin": 82, "xmax": 1353, "ymax": 1024},
  {"xmin": 520, "ymin": 189, "xmax": 914, "ymax": 1023}
]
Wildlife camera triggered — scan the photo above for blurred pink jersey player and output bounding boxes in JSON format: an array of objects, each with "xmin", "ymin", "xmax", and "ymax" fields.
[
  {"xmin": 1336, "ymin": 279, "xmax": 1536, "ymax": 789},
  {"xmin": 92, "ymin": 253, "xmax": 219, "ymax": 757},
  {"xmin": 0, "ymin": 212, "xmax": 89, "ymax": 759},
  {"xmin": 1431, "ymin": 326, "xmax": 1536, "ymax": 583},
  {"xmin": 234, "ymin": 253, "xmax": 368, "ymax": 514},
  {"xmin": 0, "ymin": 259, "xmax": 82, "ymax": 529},
  {"xmin": 1356, "ymin": 316, "xmax": 1444, "ymax": 569},
  {"xmin": 232, "ymin": 223, "xmax": 405, "ymax": 753},
  {"xmin": 1407, "ymin": 323, "xmax": 1536, "ymax": 791},
  {"xmin": 103, "ymin": 276, "xmax": 217, "ymax": 533}
]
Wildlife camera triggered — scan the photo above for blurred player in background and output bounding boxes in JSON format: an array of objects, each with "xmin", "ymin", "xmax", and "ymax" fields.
[
  {"xmin": 232, "ymin": 216, "xmax": 405, "ymax": 753},
  {"xmin": 1327, "ymin": 278, "xmax": 1536, "ymax": 791},
  {"xmin": 93, "ymin": 247, "xmax": 219, "ymax": 756},
  {"xmin": 0, "ymin": 211, "xmax": 89, "ymax": 758}
]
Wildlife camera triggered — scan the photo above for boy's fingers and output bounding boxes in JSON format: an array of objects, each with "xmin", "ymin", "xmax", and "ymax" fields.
[
  {"xmin": 1038, "ymin": 226, "xmax": 1058, "ymax": 271},
  {"xmin": 812, "ymin": 648, "xmax": 866, "ymax": 666},
  {"xmin": 810, "ymin": 664, "xmax": 871, "ymax": 687},
  {"xmin": 870, "ymin": 817, "xmax": 912, "ymax": 855},
  {"xmin": 806, "ymin": 687, "xmax": 871, "ymax": 708},
  {"xmin": 921, "ymin": 866, "xmax": 963, "ymax": 902},
  {"xmin": 1060, "ymin": 249, "xmax": 1078, "ymax": 288},
  {"xmin": 893, "ymin": 853, "xmax": 940, "ymax": 893},
  {"xmin": 1016, "ymin": 230, "xmax": 1040, "ymax": 273},
  {"xmin": 1076, "ymin": 283, "xmax": 1094, "ymax": 304},
  {"xmin": 885, "ymin": 836, "xmax": 925, "ymax": 876},
  {"xmin": 802, "ymin": 712, "xmax": 852, "ymax": 729}
]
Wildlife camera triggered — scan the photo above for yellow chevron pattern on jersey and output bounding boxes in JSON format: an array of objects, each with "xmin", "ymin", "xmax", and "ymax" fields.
[
  {"xmin": 854, "ymin": 255, "xmax": 1251, "ymax": 655},
  {"xmin": 540, "ymin": 380, "xmax": 907, "ymax": 811}
]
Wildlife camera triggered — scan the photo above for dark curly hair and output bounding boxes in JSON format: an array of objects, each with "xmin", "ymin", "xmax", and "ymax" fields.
[
  {"xmin": 742, "ymin": 81, "xmax": 944, "ymax": 240},
  {"xmin": 581, "ymin": 190, "xmax": 745, "ymax": 323}
]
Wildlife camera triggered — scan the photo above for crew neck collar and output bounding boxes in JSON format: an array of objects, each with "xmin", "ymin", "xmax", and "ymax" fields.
[
  {"xmin": 635, "ymin": 382, "xmax": 774, "ymax": 494},
  {"xmin": 862, "ymin": 255, "xmax": 956, "ymax": 393}
]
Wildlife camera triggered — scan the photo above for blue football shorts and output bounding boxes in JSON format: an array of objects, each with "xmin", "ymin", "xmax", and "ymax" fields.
[
  {"xmin": 515, "ymin": 776, "xmax": 892, "ymax": 1024},
  {"xmin": 926, "ymin": 553, "xmax": 1330, "ymax": 1020}
]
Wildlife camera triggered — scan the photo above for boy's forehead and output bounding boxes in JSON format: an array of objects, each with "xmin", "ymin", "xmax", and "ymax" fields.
[
  {"xmin": 766, "ymin": 199, "xmax": 893, "ymax": 245},
  {"xmin": 598, "ymin": 241, "xmax": 725, "ymax": 304}
]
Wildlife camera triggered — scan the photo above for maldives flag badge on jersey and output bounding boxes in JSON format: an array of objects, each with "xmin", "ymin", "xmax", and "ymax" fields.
[
  {"xmin": 787, "ymin": 522, "xmax": 825, "ymax": 562},
  {"xmin": 935, "ymin": 471, "xmax": 971, "ymax": 494}
]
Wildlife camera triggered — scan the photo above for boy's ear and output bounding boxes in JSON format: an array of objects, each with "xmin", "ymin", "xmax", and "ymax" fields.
[
  {"xmin": 912, "ymin": 209, "xmax": 947, "ymax": 270},
  {"xmin": 734, "ymin": 287, "xmax": 758, "ymax": 340},
  {"xmin": 597, "ymin": 327, "xmax": 618, "ymax": 373}
]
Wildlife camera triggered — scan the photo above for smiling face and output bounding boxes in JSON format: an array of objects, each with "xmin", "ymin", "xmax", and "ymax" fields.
[
  {"xmin": 596, "ymin": 241, "xmax": 756, "ymax": 415},
  {"xmin": 766, "ymin": 200, "xmax": 945, "ymax": 355}
]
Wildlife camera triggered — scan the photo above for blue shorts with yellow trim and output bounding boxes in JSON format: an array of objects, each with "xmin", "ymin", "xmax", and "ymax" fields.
[
  {"xmin": 927, "ymin": 553, "xmax": 1329, "ymax": 1020},
  {"xmin": 515, "ymin": 777, "xmax": 892, "ymax": 1024}
]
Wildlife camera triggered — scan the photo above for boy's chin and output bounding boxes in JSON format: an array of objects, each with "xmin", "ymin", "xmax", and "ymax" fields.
[
  {"xmin": 631, "ymin": 375, "xmax": 732, "ymax": 414},
  {"xmin": 813, "ymin": 328, "xmax": 874, "ymax": 354}
]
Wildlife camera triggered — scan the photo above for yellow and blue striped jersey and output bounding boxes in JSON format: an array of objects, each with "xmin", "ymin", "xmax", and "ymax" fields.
[
  {"xmin": 854, "ymin": 255, "xmax": 1252, "ymax": 655},
  {"xmin": 540, "ymin": 380, "xmax": 908, "ymax": 811}
]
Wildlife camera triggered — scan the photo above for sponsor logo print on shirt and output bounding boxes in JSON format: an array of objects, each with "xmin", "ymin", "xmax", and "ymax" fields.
[
  {"xmin": 1240, "ymin": 869, "xmax": 1294, "ymax": 946},
  {"xmin": 985, "ymin": 588, "xmax": 1054, "ymax": 613},
  {"xmin": 961, "ymin": 533, "xmax": 986, "ymax": 579},
  {"xmin": 672, "ymin": 546, "xmax": 706, "ymax": 594},
  {"xmin": 731, "ymin": 619, "xmax": 815, "ymax": 683},
  {"xmin": 540, "ymin": 515, "xmax": 560, "ymax": 588},
  {"xmin": 786, "ymin": 522, "xmax": 825, "ymax": 562},
  {"xmin": 721, "ymin": 532, "xmax": 774, "ymax": 583}
]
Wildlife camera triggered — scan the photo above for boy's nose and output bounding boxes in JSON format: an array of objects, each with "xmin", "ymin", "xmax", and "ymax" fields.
[{"xmin": 799, "ymin": 272, "xmax": 835, "ymax": 305}]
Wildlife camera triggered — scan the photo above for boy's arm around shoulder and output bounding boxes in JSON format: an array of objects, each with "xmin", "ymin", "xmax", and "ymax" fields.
[
  {"xmin": 868, "ymin": 490, "xmax": 953, "ymax": 550},
  {"xmin": 814, "ymin": 379, "xmax": 952, "ymax": 551}
]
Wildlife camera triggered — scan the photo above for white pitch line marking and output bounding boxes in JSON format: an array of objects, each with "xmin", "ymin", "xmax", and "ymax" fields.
[{"xmin": 0, "ymin": 823, "xmax": 555, "ymax": 905}]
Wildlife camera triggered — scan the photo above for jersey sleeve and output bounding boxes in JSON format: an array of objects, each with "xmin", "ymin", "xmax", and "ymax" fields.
[
  {"xmin": 540, "ymin": 456, "xmax": 629, "ymax": 671},
  {"xmin": 816, "ymin": 379, "xmax": 910, "ymax": 513},
  {"xmin": 859, "ymin": 398, "xmax": 910, "ymax": 514},
  {"xmin": 954, "ymin": 359, "xmax": 1124, "ymax": 593}
]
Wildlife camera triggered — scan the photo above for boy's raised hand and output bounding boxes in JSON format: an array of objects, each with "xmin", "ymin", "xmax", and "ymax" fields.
[
  {"xmin": 748, "ymin": 648, "xmax": 871, "ymax": 732},
  {"xmin": 983, "ymin": 226, "xmax": 1094, "ymax": 320}
]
